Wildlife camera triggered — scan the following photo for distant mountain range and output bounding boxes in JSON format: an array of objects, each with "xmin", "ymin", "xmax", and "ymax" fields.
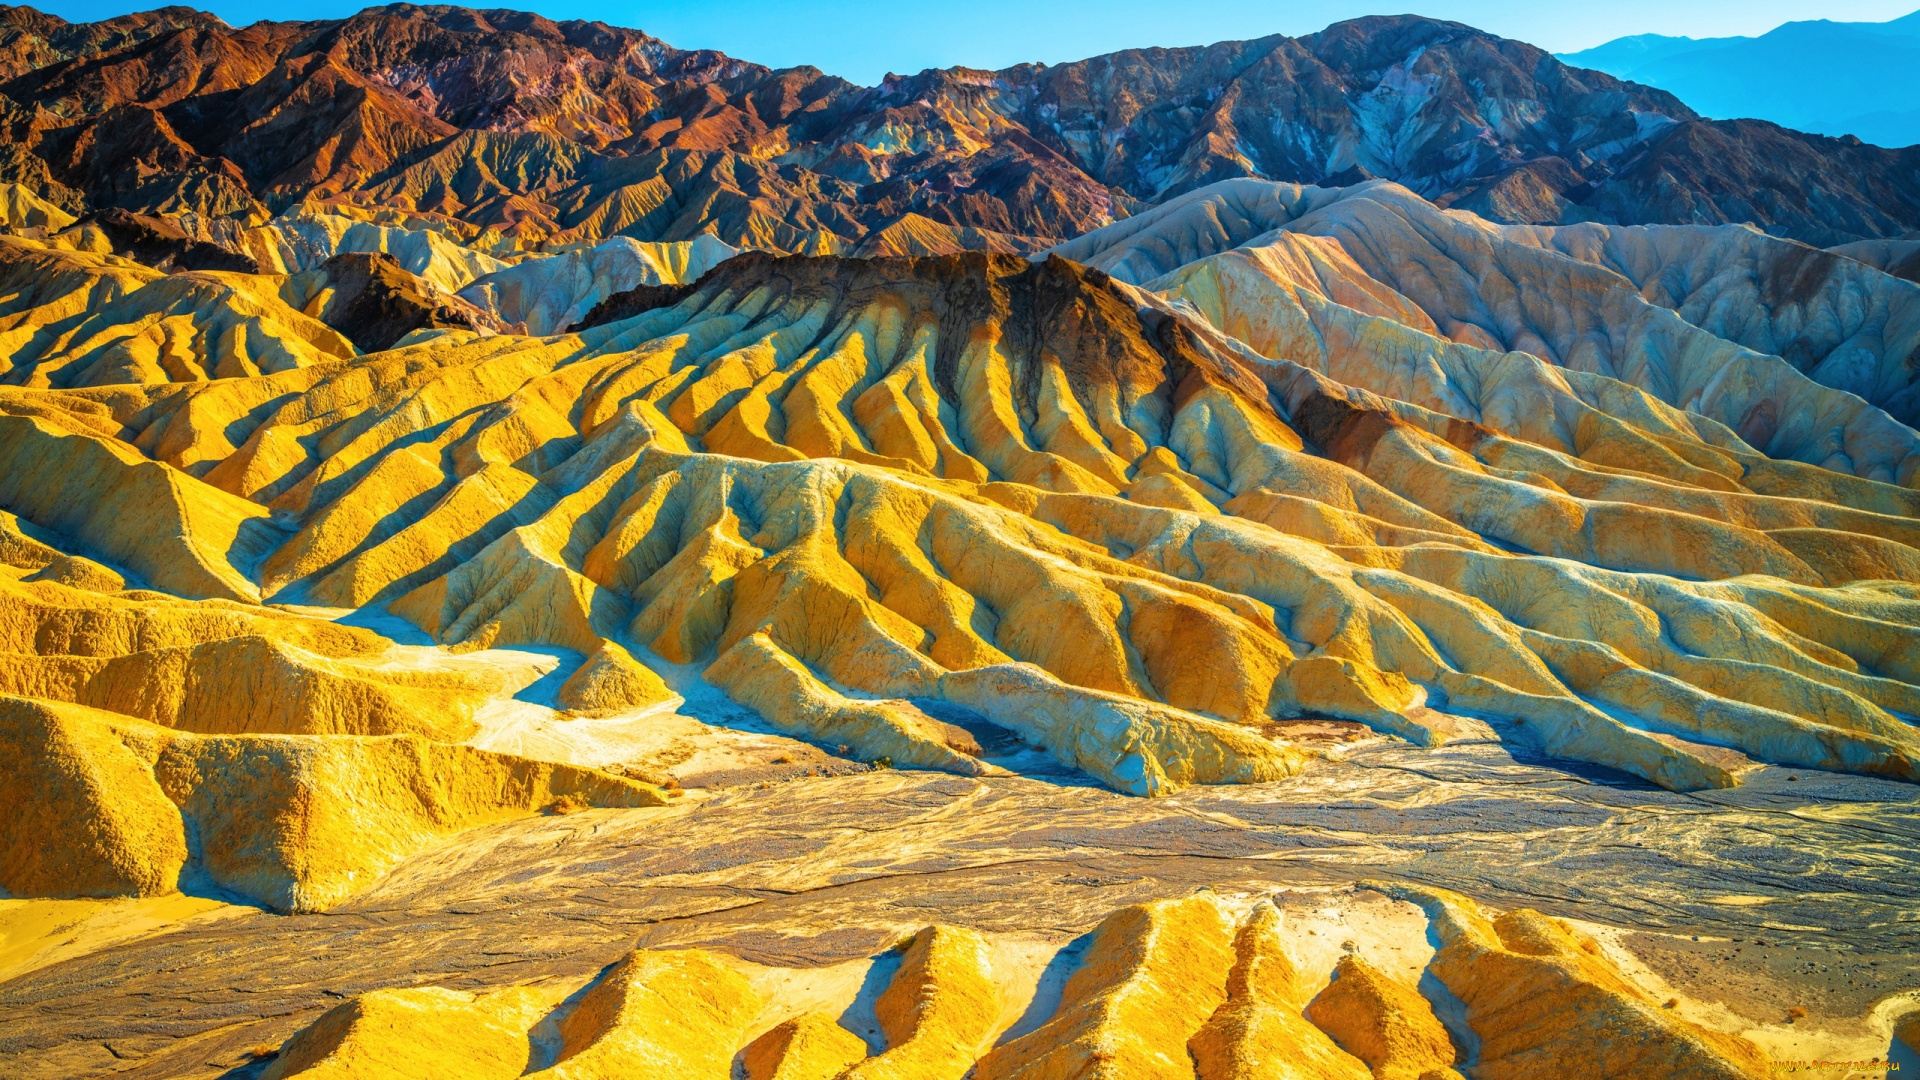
[
  {"xmin": 1560, "ymin": 10, "xmax": 1920, "ymax": 149},
  {"xmin": 1, "ymin": 4, "xmax": 1919, "ymax": 249}
]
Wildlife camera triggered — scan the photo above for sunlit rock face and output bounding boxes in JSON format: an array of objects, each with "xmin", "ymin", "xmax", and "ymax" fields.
[{"xmin": 0, "ymin": 13, "xmax": 1918, "ymax": 1075}]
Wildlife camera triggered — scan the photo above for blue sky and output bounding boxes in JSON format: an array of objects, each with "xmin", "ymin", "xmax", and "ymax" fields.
[{"xmin": 32, "ymin": 0, "xmax": 1920, "ymax": 85}]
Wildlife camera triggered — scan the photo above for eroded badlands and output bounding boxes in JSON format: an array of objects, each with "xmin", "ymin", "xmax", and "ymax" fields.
[{"xmin": 0, "ymin": 175, "xmax": 1917, "ymax": 1077}]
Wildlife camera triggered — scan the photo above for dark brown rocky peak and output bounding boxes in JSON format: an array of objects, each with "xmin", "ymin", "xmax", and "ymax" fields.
[
  {"xmin": 867, "ymin": 66, "xmax": 1011, "ymax": 109},
  {"xmin": 1300, "ymin": 13, "xmax": 1601, "ymax": 91},
  {"xmin": 301, "ymin": 4, "xmax": 760, "ymax": 89},
  {"xmin": 574, "ymin": 279, "xmax": 700, "ymax": 329},
  {"xmin": 293, "ymin": 249, "xmax": 501, "ymax": 349},
  {"xmin": 633, "ymin": 249, "xmax": 1260, "ymax": 420},
  {"xmin": 845, "ymin": 132, "xmax": 1120, "ymax": 239},
  {"xmin": 353, "ymin": 6, "xmax": 750, "ymax": 81},
  {"xmin": 314, "ymin": 5, "xmax": 571, "ymax": 60},
  {"xmin": 1303, "ymin": 13, "xmax": 1480, "ymax": 66},
  {"xmin": 0, "ymin": 4, "xmax": 67, "ymax": 39},
  {"xmin": 588, "ymin": 250, "xmax": 1100, "ymax": 343},
  {"xmin": 380, "ymin": 4, "xmax": 550, "ymax": 35},
  {"xmin": 0, "ymin": 4, "xmax": 226, "ymax": 81},
  {"xmin": 728, "ymin": 66, "xmax": 856, "ymax": 133},
  {"xmin": 1589, "ymin": 118, "xmax": 1920, "ymax": 245},
  {"xmin": 655, "ymin": 246, "xmax": 1024, "ymax": 299},
  {"xmin": 994, "ymin": 13, "xmax": 1701, "ymax": 204},
  {"xmin": 999, "ymin": 35, "xmax": 1290, "ymax": 125},
  {"xmin": 175, "ymin": 46, "xmax": 454, "ymax": 199},
  {"xmin": 303, "ymin": 6, "xmax": 588, "ymax": 78},
  {"xmin": 255, "ymin": 4, "xmax": 762, "ymax": 149},
  {"xmin": 1, "ymin": 19, "xmax": 286, "ymax": 118},
  {"xmin": 75, "ymin": 205, "xmax": 258, "ymax": 271},
  {"xmin": 1436, "ymin": 155, "xmax": 1590, "ymax": 224},
  {"xmin": 553, "ymin": 18, "xmax": 755, "ymax": 84},
  {"xmin": 49, "ymin": 102, "xmax": 261, "ymax": 219}
]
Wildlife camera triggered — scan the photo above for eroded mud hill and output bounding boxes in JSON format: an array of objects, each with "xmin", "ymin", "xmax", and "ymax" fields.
[{"xmin": 2, "ymin": 174, "xmax": 1918, "ymax": 1078}]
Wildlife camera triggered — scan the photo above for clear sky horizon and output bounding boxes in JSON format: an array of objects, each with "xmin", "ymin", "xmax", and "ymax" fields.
[{"xmin": 25, "ymin": 0, "xmax": 1920, "ymax": 85}]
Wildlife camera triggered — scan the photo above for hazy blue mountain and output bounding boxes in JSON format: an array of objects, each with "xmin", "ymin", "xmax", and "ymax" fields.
[{"xmin": 1560, "ymin": 10, "xmax": 1920, "ymax": 147}]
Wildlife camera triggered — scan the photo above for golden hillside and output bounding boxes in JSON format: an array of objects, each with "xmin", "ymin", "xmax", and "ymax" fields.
[{"xmin": 1, "ymin": 176, "xmax": 1916, "ymax": 1078}]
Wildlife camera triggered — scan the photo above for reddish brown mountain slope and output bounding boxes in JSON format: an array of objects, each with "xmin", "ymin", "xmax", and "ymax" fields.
[{"xmin": 2, "ymin": 5, "xmax": 1918, "ymax": 250}]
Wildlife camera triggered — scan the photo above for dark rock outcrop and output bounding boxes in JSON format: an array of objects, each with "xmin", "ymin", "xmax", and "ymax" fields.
[
  {"xmin": 573, "ymin": 280, "xmax": 699, "ymax": 330},
  {"xmin": 297, "ymin": 251, "xmax": 500, "ymax": 350},
  {"xmin": 75, "ymin": 207, "xmax": 258, "ymax": 272}
]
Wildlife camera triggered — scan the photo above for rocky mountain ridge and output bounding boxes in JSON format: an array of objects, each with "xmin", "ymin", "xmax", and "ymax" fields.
[{"xmin": 1, "ymin": 3, "xmax": 1918, "ymax": 254}]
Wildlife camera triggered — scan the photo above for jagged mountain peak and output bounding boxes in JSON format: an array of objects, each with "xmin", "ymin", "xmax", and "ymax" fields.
[{"xmin": 0, "ymin": 3, "xmax": 1914, "ymax": 251}]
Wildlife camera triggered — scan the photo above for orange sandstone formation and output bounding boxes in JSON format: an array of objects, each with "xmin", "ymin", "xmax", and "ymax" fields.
[{"xmin": 528, "ymin": 949, "xmax": 762, "ymax": 1079}]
